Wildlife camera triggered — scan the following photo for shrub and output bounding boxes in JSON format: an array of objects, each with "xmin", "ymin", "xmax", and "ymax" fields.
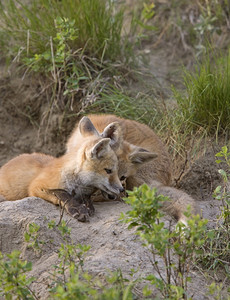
[
  {"xmin": 197, "ymin": 146, "xmax": 230, "ymax": 278},
  {"xmin": 0, "ymin": 220, "xmax": 138, "ymax": 299},
  {"xmin": 0, "ymin": 250, "xmax": 35, "ymax": 299},
  {"xmin": 121, "ymin": 184, "xmax": 208, "ymax": 299}
]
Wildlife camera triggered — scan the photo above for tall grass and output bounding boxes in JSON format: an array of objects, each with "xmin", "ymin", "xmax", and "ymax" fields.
[
  {"xmin": 0, "ymin": 0, "xmax": 138, "ymax": 121},
  {"xmin": 173, "ymin": 50, "xmax": 230, "ymax": 134},
  {"xmin": 0, "ymin": 0, "xmax": 132, "ymax": 63},
  {"xmin": 84, "ymin": 85, "xmax": 160, "ymax": 126}
]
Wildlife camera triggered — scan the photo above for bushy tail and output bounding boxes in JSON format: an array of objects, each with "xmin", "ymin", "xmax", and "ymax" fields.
[{"xmin": 155, "ymin": 185, "xmax": 199, "ymax": 225}]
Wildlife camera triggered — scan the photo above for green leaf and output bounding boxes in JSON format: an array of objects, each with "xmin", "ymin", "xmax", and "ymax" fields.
[
  {"xmin": 215, "ymin": 159, "xmax": 222, "ymax": 164},
  {"xmin": 221, "ymin": 145, "xmax": 228, "ymax": 154},
  {"xmin": 24, "ymin": 232, "xmax": 30, "ymax": 242},
  {"xmin": 127, "ymin": 222, "xmax": 139, "ymax": 229}
]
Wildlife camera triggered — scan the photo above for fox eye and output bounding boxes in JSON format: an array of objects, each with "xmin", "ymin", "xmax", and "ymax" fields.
[
  {"xmin": 120, "ymin": 176, "xmax": 126, "ymax": 181},
  {"xmin": 105, "ymin": 168, "xmax": 112, "ymax": 174}
]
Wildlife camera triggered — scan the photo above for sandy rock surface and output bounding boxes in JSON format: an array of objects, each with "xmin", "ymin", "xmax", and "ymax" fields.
[{"xmin": 0, "ymin": 196, "xmax": 223, "ymax": 299}]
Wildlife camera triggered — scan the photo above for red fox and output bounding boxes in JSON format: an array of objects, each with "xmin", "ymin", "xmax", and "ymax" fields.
[
  {"xmin": 0, "ymin": 117, "xmax": 124, "ymax": 221},
  {"xmin": 67, "ymin": 118, "xmax": 159, "ymax": 188},
  {"xmin": 67, "ymin": 114, "xmax": 198, "ymax": 224}
]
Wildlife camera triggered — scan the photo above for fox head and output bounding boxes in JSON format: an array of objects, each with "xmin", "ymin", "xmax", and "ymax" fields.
[
  {"xmin": 117, "ymin": 141, "xmax": 158, "ymax": 180},
  {"xmin": 64, "ymin": 117, "xmax": 124, "ymax": 198},
  {"xmin": 98, "ymin": 121, "xmax": 158, "ymax": 199},
  {"xmin": 101, "ymin": 121, "xmax": 157, "ymax": 170}
]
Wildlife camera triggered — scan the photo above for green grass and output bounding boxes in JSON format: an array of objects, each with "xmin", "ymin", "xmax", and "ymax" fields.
[
  {"xmin": 0, "ymin": 0, "xmax": 138, "ymax": 123},
  {"xmin": 0, "ymin": 0, "xmax": 131, "ymax": 63},
  {"xmin": 84, "ymin": 85, "xmax": 160, "ymax": 126},
  {"xmin": 82, "ymin": 83, "xmax": 208, "ymax": 165},
  {"xmin": 173, "ymin": 50, "xmax": 230, "ymax": 135}
]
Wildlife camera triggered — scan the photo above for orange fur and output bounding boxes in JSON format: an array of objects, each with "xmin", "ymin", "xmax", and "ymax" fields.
[
  {"xmin": 0, "ymin": 153, "xmax": 54, "ymax": 201},
  {"xmin": 67, "ymin": 114, "xmax": 198, "ymax": 223},
  {"xmin": 0, "ymin": 117, "xmax": 124, "ymax": 211}
]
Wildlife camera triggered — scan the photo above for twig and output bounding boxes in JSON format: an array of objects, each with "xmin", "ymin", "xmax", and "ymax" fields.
[
  {"xmin": 57, "ymin": 198, "xmax": 67, "ymax": 226},
  {"xmin": 174, "ymin": 151, "xmax": 188, "ymax": 187}
]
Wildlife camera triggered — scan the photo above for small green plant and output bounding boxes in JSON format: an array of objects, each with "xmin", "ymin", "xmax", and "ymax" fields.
[
  {"xmin": 133, "ymin": 1, "xmax": 157, "ymax": 36},
  {"xmin": 121, "ymin": 184, "xmax": 208, "ymax": 299},
  {"xmin": 0, "ymin": 250, "xmax": 35, "ymax": 299},
  {"xmin": 0, "ymin": 220, "xmax": 138, "ymax": 299},
  {"xmin": 23, "ymin": 17, "xmax": 78, "ymax": 71},
  {"xmin": 215, "ymin": 145, "xmax": 230, "ymax": 226},
  {"xmin": 50, "ymin": 269, "xmax": 136, "ymax": 300},
  {"xmin": 24, "ymin": 222, "xmax": 45, "ymax": 255},
  {"xmin": 51, "ymin": 220, "xmax": 91, "ymax": 277},
  {"xmin": 47, "ymin": 220, "xmax": 137, "ymax": 299},
  {"xmin": 48, "ymin": 220, "xmax": 91, "ymax": 293},
  {"xmin": 207, "ymin": 282, "xmax": 230, "ymax": 300},
  {"xmin": 197, "ymin": 146, "xmax": 230, "ymax": 276},
  {"xmin": 24, "ymin": 16, "xmax": 89, "ymax": 97}
]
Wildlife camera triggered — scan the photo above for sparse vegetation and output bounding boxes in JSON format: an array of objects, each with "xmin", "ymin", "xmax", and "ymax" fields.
[
  {"xmin": 1, "ymin": 0, "xmax": 230, "ymax": 299},
  {"xmin": 24, "ymin": 222, "xmax": 45, "ymax": 255},
  {"xmin": 0, "ymin": 250, "xmax": 35, "ymax": 299},
  {"xmin": 0, "ymin": 0, "xmax": 136, "ymax": 114},
  {"xmin": 0, "ymin": 220, "xmax": 138, "ymax": 300},
  {"xmin": 121, "ymin": 184, "xmax": 208, "ymax": 299},
  {"xmin": 0, "ymin": 0, "xmax": 131, "ymax": 62},
  {"xmin": 84, "ymin": 85, "xmax": 159, "ymax": 125},
  {"xmin": 2, "ymin": 186, "xmax": 229, "ymax": 299},
  {"xmin": 173, "ymin": 51, "xmax": 230, "ymax": 135},
  {"xmin": 197, "ymin": 146, "xmax": 230, "ymax": 281},
  {"xmin": 133, "ymin": 0, "xmax": 229, "ymax": 57}
]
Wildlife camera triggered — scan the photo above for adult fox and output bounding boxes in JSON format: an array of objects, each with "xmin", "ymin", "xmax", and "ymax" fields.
[
  {"xmin": 67, "ymin": 114, "xmax": 198, "ymax": 224},
  {"xmin": 0, "ymin": 117, "xmax": 125, "ymax": 221}
]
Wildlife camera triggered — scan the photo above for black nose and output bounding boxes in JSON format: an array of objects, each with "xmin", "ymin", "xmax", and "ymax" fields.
[{"xmin": 119, "ymin": 187, "xmax": 125, "ymax": 193}]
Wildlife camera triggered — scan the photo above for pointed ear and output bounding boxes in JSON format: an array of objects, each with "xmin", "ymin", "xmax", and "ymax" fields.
[
  {"xmin": 129, "ymin": 147, "xmax": 158, "ymax": 164},
  {"xmin": 101, "ymin": 122, "xmax": 123, "ymax": 151},
  {"xmin": 88, "ymin": 138, "xmax": 111, "ymax": 159},
  {"xmin": 78, "ymin": 116, "xmax": 100, "ymax": 137}
]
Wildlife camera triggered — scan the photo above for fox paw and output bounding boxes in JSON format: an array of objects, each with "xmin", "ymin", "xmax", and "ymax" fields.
[
  {"xmin": 66, "ymin": 204, "xmax": 90, "ymax": 222},
  {"xmin": 47, "ymin": 188, "xmax": 93, "ymax": 222}
]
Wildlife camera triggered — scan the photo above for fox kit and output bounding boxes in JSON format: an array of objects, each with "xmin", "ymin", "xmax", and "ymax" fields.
[
  {"xmin": 67, "ymin": 114, "xmax": 198, "ymax": 224},
  {"xmin": 0, "ymin": 117, "xmax": 124, "ymax": 221},
  {"xmin": 67, "ymin": 118, "xmax": 158, "ymax": 188}
]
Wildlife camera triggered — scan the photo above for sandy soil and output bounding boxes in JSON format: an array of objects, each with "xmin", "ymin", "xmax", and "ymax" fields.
[
  {"xmin": 0, "ymin": 197, "xmax": 224, "ymax": 299},
  {"xmin": 0, "ymin": 54, "xmax": 228, "ymax": 298}
]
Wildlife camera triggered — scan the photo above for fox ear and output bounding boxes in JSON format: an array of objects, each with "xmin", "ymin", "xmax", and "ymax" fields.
[
  {"xmin": 78, "ymin": 116, "xmax": 100, "ymax": 137},
  {"xmin": 88, "ymin": 138, "xmax": 111, "ymax": 159},
  {"xmin": 129, "ymin": 148, "xmax": 158, "ymax": 164},
  {"xmin": 101, "ymin": 122, "xmax": 123, "ymax": 151}
]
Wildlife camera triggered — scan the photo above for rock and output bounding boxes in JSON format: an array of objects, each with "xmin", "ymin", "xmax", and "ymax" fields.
[{"xmin": 0, "ymin": 197, "xmax": 225, "ymax": 299}]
